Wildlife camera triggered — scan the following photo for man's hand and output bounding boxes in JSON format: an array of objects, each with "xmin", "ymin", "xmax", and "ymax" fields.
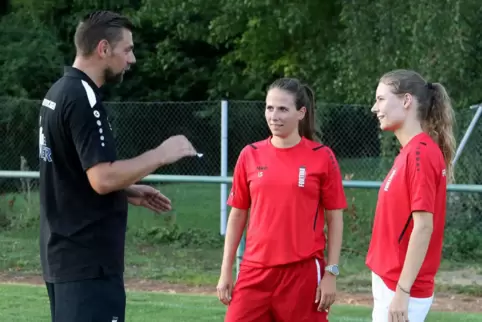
[
  {"xmin": 315, "ymin": 273, "xmax": 336, "ymax": 312},
  {"xmin": 388, "ymin": 286, "xmax": 410, "ymax": 322},
  {"xmin": 156, "ymin": 135, "xmax": 198, "ymax": 165},
  {"xmin": 126, "ymin": 185, "xmax": 172, "ymax": 214}
]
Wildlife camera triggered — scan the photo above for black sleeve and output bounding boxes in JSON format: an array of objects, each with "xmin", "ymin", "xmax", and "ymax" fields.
[{"xmin": 64, "ymin": 97, "xmax": 117, "ymax": 171}]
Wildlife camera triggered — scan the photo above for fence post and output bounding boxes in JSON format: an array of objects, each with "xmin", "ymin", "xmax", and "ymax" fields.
[
  {"xmin": 452, "ymin": 103, "xmax": 482, "ymax": 167},
  {"xmin": 220, "ymin": 100, "xmax": 229, "ymax": 236}
]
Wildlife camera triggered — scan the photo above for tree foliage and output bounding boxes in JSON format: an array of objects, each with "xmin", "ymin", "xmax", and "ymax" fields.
[
  {"xmin": 2, "ymin": 0, "xmax": 481, "ymax": 106},
  {"xmin": 2, "ymin": 0, "xmax": 482, "ymax": 259}
]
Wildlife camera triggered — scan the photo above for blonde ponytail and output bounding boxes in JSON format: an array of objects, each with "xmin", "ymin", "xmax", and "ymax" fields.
[
  {"xmin": 425, "ymin": 82, "xmax": 456, "ymax": 183},
  {"xmin": 380, "ymin": 69, "xmax": 456, "ymax": 183}
]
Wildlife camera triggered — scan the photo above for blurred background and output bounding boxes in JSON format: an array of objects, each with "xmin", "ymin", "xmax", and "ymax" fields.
[{"xmin": 1, "ymin": 0, "xmax": 482, "ymax": 319}]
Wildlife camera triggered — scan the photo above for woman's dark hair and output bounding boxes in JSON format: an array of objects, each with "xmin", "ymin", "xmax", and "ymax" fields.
[
  {"xmin": 380, "ymin": 69, "xmax": 456, "ymax": 183},
  {"xmin": 268, "ymin": 77, "xmax": 318, "ymax": 141}
]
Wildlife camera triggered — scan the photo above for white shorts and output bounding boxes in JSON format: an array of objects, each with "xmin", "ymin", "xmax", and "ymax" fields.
[{"xmin": 371, "ymin": 272, "xmax": 434, "ymax": 322}]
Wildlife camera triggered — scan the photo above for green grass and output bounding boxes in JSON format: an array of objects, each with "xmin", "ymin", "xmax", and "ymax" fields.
[
  {"xmin": 1, "ymin": 160, "xmax": 482, "ymax": 297},
  {"xmin": 0, "ymin": 183, "xmax": 226, "ymax": 285},
  {"xmin": 0, "ymin": 180, "xmax": 384, "ymax": 289},
  {"xmin": 1, "ymin": 283, "xmax": 481, "ymax": 322}
]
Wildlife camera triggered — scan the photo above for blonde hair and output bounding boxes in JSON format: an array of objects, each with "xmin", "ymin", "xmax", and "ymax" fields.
[{"xmin": 380, "ymin": 69, "xmax": 456, "ymax": 183}]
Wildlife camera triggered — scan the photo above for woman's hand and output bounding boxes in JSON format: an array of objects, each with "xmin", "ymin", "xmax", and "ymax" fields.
[
  {"xmin": 315, "ymin": 274, "xmax": 336, "ymax": 312},
  {"xmin": 216, "ymin": 272, "xmax": 234, "ymax": 305}
]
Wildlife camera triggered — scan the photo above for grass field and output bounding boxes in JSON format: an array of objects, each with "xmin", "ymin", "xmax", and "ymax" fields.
[
  {"xmin": 0, "ymin": 177, "xmax": 382, "ymax": 286},
  {"xmin": 0, "ymin": 181, "xmax": 394, "ymax": 288},
  {"xmin": 0, "ymin": 157, "xmax": 482, "ymax": 320},
  {"xmin": 1, "ymin": 283, "xmax": 482, "ymax": 322}
]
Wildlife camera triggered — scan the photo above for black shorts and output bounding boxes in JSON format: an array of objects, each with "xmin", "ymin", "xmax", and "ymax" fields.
[{"xmin": 45, "ymin": 273, "xmax": 126, "ymax": 322}]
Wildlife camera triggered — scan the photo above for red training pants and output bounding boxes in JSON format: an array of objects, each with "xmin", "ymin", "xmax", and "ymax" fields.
[{"xmin": 225, "ymin": 258, "xmax": 328, "ymax": 322}]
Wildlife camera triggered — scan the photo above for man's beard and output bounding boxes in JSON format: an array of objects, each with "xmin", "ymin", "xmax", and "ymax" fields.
[{"xmin": 104, "ymin": 67, "xmax": 124, "ymax": 84}]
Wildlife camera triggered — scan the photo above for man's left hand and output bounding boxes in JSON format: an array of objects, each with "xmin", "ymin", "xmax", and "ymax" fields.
[{"xmin": 126, "ymin": 185, "xmax": 172, "ymax": 213}]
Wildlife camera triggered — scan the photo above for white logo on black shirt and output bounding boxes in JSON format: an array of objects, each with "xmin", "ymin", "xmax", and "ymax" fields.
[
  {"xmin": 81, "ymin": 80, "xmax": 107, "ymax": 148},
  {"xmin": 39, "ymin": 126, "xmax": 52, "ymax": 162},
  {"xmin": 42, "ymin": 98, "xmax": 56, "ymax": 110}
]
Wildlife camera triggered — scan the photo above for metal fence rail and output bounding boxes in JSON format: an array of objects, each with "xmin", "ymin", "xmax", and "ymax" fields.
[
  {"xmin": 2, "ymin": 98, "xmax": 482, "ymax": 184},
  {"xmin": 2, "ymin": 97, "xmax": 482, "ymax": 257},
  {"xmin": 1, "ymin": 170, "xmax": 482, "ymax": 276},
  {"xmin": 2, "ymin": 171, "xmax": 482, "ymax": 192}
]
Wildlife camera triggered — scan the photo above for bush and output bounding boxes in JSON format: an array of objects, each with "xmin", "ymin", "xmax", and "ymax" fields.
[
  {"xmin": 444, "ymin": 191, "xmax": 482, "ymax": 261},
  {"xmin": 133, "ymin": 224, "xmax": 224, "ymax": 248}
]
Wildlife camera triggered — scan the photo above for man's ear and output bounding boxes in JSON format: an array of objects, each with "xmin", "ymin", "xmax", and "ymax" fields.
[{"xmin": 96, "ymin": 40, "xmax": 110, "ymax": 58}]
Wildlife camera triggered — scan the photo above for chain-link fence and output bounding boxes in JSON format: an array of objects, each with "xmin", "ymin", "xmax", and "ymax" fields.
[
  {"xmin": 1, "ymin": 97, "xmax": 482, "ymax": 192},
  {"xmin": 212, "ymin": 100, "xmax": 482, "ymax": 185},
  {"xmin": 2, "ymin": 97, "xmax": 482, "ymax": 262},
  {"xmin": 226, "ymin": 100, "xmax": 385, "ymax": 180}
]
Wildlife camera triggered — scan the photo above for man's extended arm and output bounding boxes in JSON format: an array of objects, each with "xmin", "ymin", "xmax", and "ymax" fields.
[
  {"xmin": 86, "ymin": 148, "xmax": 166, "ymax": 195},
  {"xmin": 66, "ymin": 95, "xmax": 196, "ymax": 195}
]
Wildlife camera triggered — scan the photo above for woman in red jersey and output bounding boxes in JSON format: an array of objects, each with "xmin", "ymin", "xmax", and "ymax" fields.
[
  {"xmin": 216, "ymin": 77, "xmax": 347, "ymax": 322},
  {"xmin": 366, "ymin": 69, "xmax": 456, "ymax": 322}
]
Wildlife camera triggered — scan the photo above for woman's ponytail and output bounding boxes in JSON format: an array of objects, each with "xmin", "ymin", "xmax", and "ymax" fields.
[{"xmin": 425, "ymin": 82, "xmax": 456, "ymax": 183}]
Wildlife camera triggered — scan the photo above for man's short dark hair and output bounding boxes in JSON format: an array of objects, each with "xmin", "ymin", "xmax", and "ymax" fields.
[{"xmin": 74, "ymin": 10, "xmax": 134, "ymax": 56}]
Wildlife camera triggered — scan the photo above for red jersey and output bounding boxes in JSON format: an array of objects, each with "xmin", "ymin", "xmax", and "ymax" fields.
[
  {"xmin": 227, "ymin": 137, "xmax": 347, "ymax": 268},
  {"xmin": 366, "ymin": 132, "xmax": 447, "ymax": 298}
]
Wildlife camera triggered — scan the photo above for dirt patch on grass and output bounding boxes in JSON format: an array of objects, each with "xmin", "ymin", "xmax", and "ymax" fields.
[{"xmin": 0, "ymin": 274, "xmax": 481, "ymax": 313}]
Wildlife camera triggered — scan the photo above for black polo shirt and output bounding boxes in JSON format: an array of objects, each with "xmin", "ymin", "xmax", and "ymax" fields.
[{"xmin": 38, "ymin": 66, "xmax": 128, "ymax": 283}]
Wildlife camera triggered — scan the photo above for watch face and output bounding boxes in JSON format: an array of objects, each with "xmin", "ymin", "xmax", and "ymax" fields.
[{"xmin": 332, "ymin": 266, "xmax": 339, "ymax": 275}]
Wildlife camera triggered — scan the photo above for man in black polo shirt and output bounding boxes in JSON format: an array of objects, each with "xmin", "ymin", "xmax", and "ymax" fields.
[{"xmin": 38, "ymin": 11, "xmax": 197, "ymax": 322}]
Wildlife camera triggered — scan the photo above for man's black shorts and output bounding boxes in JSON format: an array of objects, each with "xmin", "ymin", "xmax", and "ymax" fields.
[{"xmin": 45, "ymin": 273, "xmax": 126, "ymax": 322}]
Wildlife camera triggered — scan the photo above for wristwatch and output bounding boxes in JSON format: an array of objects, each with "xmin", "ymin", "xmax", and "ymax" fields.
[{"xmin": 325, "ymin": 264, "xmax": 340, "ymax": 276}]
